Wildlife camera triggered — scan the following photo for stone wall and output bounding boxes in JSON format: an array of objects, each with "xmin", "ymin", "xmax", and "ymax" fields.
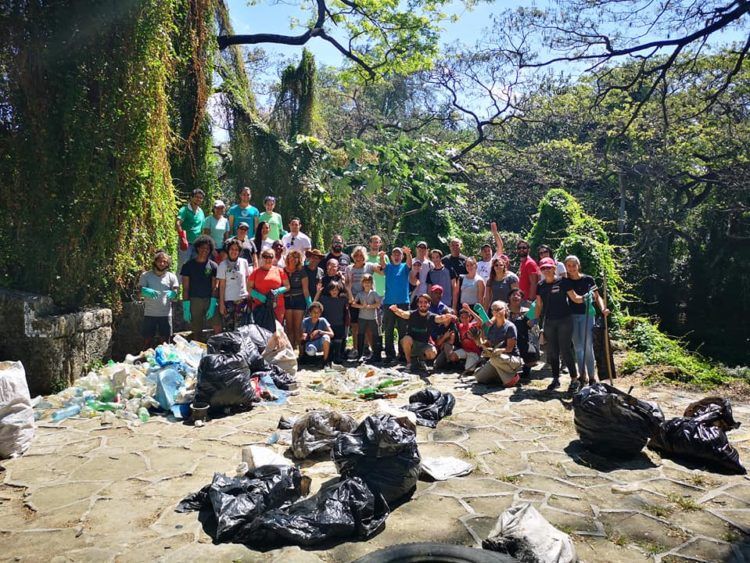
[{"xmin": 0, "ymin": 289, "xmax": 112, "ymax": 395}]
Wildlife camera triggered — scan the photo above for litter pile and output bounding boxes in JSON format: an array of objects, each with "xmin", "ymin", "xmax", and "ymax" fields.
[{"xmin": 307, "ymin": 365, "xmax": 416, "ymax": 400}]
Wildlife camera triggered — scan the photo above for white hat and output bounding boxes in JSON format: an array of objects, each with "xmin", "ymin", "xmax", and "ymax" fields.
[{"xmin": 213, "ymin": 199, "xmax": 226, "ymax": 208}]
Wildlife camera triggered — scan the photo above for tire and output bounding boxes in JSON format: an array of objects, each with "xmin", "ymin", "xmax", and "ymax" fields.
[{"xmin": 351, "ymin": 542, "xmax": 518, "ymax": 563}]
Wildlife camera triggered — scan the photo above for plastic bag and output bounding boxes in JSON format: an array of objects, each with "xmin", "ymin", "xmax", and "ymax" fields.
[
  {"xmin": 573, "ymin": 383, "xmax": 664, "ymax": 457},
  {"xmin": 333, "ymin": 414, "xmax": 421, "ymax": 504},
  {"xmin": 242, "ymin": 476, "xmax": 388, "ymax": 546},
  {"xmin": 207, "ymin": 331, "xmax": 266, "ymax": 372},
  {"xmin": 649, "ymin": 398, "xmax": 745, "ymax": 475},
  {"xmin": 251, "ymin": 297, "xmax": 277, "ymax": 333},
  {"xmin": 195, "ymin": 354, "xmax": 256, "ymax": 407},
  {"xmin": 420, "ymin": 457, "xmax": 474, "ymax": 481},
  {"xmin": 482, "ymin": 503, "xmax": 577, "ymax": 563},
  {"xmin": 154, "ymin": 368, "xmax": 185, "ymax": 412},
  {"xmin": 258, "ymin": 364, "xmax": 297, "ymax": 391},
  {"xmin": 0, "ymin": 361, "xmax": 35, "ymax": 459},
  {"xmin": 402, "ymin": 388, "xmax": 456, "ymax": 428},
  {"xmin": 237, "ymin": 323, "xmax": 273, "ymax": 354},
  {"xmin": 291, "ymin": 410, "xmax": 358, "ymax": 459},
  {"xmin": 175, "ymin": 465, "xmax": 304, "ymax": 542}
]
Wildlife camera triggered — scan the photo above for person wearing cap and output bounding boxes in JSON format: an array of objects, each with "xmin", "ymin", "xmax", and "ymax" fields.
[
  {"xmin": 228, "ymin": 186, "xmax": 259, "ymax": 236},
  {"xmin": 409, "ymin": 241, "xmax": 433, "ymax": 304},
  {"xmin": 517, "ymin": 238, "xmax": 541, "ymax": 305},
  {"xmin": 378, "ymin": 246, "xmax": 412, "ymax": 362},
  {"xmin": 281, "ymin": 217, "xmax": 312, "ymax": 253},
  {"xmin": 321, "ymin": 234, "xmax": 351, "ymax": 274},
  {"xmin": 259, "ymin": 195, "xmax": 284, "ymax": 241},
  {"xmin": 477, "ymin": 222, "xmax": 508, "ymax": 281},
  {"xmin": 176, "ymin": 188, "xmax": 205, "ymax": 276},
  {"xmin": 202, "ymin": 199, "xmax": 229, "ymax": 256},
  {"xmin": 427, "ymin": 249, "xmax": 458, "ymax": 308},
  {"xmin": 535, "ymin": 256, "xmax": 579, "ymax": 392},
  {"xmin": 231, "ymin": 221, "xmax": 258, "ymax": 267},
  {"xmin": 537, "ymin": 244, "xmax": 566, "ymax": 278},
  {"xmin": 304, "ymin": 249, "xmax": 324, "ymax": 296}
]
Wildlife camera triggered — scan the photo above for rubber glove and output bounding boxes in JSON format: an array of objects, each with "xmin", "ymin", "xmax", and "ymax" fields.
[
  {"xmin": 182, "ymin": 300, "xmax": 192, "ymax": 322},
  {"xmin": 205, "ymin": 297, "xmax": 217, "ymax": 319},
  {"xmin": 526, "ymin": 300, "xmax": 537, "ymax": 320},
  {"xmin": 178, "ymin": 229, "xmax": 188, "ymax": 251},
  {"xmin": 166, "ymin": 290, "xmax": 178, "ymax": 300},
  {"xmin": 305, "ymin": 296, "xmax": 312, "ymax": 309},
  {"xmin": 140, "ymin": 287, "xmax": 159, "ymax": 300},
  {"xmin": 584, "ymin": 289, "xmax": 596, "ymax": 317},
  {"xmin": 251, "ymin": 289, "xmax": 267, "ymax": 303},
  {"xmin": 271, "ymin": 286, "xmax": 288, "ymax": 296}
]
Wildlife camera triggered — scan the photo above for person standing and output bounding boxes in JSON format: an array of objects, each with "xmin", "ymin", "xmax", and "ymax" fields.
[
  {"xmin": 508, "ymin": 288, "xmax": 539, "ymax": 381},
  {"xmin": 538, "ymin": 245, "xmax": 566, "ymax": 278},
  {"xmin": 253, "ymin": 221, "xmax": 273, "ymax": 255},
  {"xmin": 228, "ymin": 186, "xmax": 259, "ymax": 236},
  {"xmin": 443, "ymin": 237, "xmax": 468, "ymax": 278},
  {"xmin": 366, "ymin": 235, "xmax": 388, "ymax": 298},
  {"xmin": 321, "ymin": 234, "xmax": 351, "ymax": 273},
  {"xmin": 409, "ymin": 241, "xmax": 433, "ymax": 303},
  {"xmin": 180, "ymin": 235, "xmax": 221, "ymax": 341},
  {"xmin": 304, "ymin": 249, "xmax": 324, "ymax": 296},
  {"xmin": 281, "ymin": 217, "xmax": 312, "ymax": 254},
  {"xmin": 282, "ymin": 249, "xmax": 311, "ymax": 351},
  {"xmin": 516, "ymin": 239, "xmax": 541, "ymax": 305},
  {"xmin": 535, "ymin": 257, "xmax": 579, "ymax": 393},
  {"xmin": 248, "ymin": 249, "xmax": 290, "ymax": 326},
  {"xmin": 217, "ymin": 239, "xmax": 252, "ymax": 330},
  {"xmin": 377, "ymin": 247, "xmax": 412, "ymax": 362},
  {"xmin": 458, "ymin": 258, "xmax": 485, "ymax": 310},
  {"xmin": 232, "ymin": 221, "xmax": 258, "ymax": 267},
  {"xmin": 345, "ymin": 246, "xmax": 378, "ymax": 358},
  {"xmin": 202, "ymin": 200, "xmax": 229, "ymax": 257},
  {"xmin": 176, "ymin": 189, "xmax": 205, "ymax": 275},
  {"xmin": 426, "ymin": 249, "xmax": 458, "ymax": 308},
  {"xmin": 351, "ymin": 274, "xmax": 382, "ymax": 362},
  {"xmin": 477, "ymin": 222, "xmax": 508, "ymax": 281},
  {"xmin": 139, "ymin": 251, "xmax": 180, "ymax": 349},
  {"xmin": 483, "ymin": 258, "xmax": 519, "ymax": 310},
  {"xmin": 259, "ymin": 195, "xmax": 284, "ymax": 241}
]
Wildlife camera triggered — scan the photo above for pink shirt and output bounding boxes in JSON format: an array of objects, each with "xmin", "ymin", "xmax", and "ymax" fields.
[{"xmin": 519, "ymin": 257, "xmax": 540, "ymax": 297}]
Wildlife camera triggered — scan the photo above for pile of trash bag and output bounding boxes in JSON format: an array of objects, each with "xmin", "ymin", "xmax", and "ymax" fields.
[
  {"xmin": 402, "ymin": 388, "xmax": 455, "ymax": 428},
  {"xmin": 573, "ymin": 383, "xmax": 664, "ymax": 458},
  {"xmin": 0, "ymin": 361, "xmax": 35, "ymax": 459},
  {"xmin": 291, "ymin": 410, "xmax": 358, "ymax": 459},
  {"xmin": 649, "ymin": 397, "xmax": 746, "ymax": 475}
]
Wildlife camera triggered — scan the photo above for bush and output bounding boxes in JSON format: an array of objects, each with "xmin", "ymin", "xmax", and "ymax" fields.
[{"xmin": 527, "ymin": 188, "xmax": 584, "ymax": 251}]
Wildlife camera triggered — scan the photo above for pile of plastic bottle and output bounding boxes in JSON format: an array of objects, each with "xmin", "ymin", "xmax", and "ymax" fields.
[
  {"xmin": 35, "ymin": 335, "xmax": 205, "ymax": 425},
  {"xmin": 308, "ymin": 365, "xmax": 416, "ymax": 400}
]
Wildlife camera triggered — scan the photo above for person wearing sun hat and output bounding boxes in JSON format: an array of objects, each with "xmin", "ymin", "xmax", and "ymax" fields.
[{"xmin": 202, "ymin": 199, "xmax": 229, "ymax": 255}]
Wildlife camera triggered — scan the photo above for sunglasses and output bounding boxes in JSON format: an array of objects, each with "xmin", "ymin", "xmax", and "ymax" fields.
[{"xmin": 262, "ymin": 255, "xmax": 274, "ymax": 260}]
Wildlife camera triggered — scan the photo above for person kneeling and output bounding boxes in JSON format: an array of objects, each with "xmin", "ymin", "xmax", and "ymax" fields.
[
  {"xmin": 464, "ymin": 301, "xmax": 523, "ymax": 387},
  {"xmin": 300, "ymin": 301, "xmax": 335, "ymax": 367},
  {"xmin": 389, "ymin": 294, "xmax": 456, "ymax": 373}
]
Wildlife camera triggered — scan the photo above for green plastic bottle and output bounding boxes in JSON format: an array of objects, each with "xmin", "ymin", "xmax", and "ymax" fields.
[
  {"xmin": 86, "ymin": 400, "xmax": 122, "ymax": 412},
  {"xmin": 138, "ymin": 407, "xmax": 150, "ymax": 423}
]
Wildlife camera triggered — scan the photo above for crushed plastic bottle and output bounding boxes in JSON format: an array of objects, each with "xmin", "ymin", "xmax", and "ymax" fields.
[
  {"xmin": 138, "ymin": 407, "xmax": 150, "ymax": 423},
  {"xmin": 51, "ymin": 404, "xmax": 81, "ymax": 422}
]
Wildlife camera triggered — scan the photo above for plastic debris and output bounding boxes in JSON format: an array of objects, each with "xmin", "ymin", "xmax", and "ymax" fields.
[
  {"xmin": 0, "ymin": 361, "xmax": 37, "ymax": 459},
  {"xmin": 309, "ymin": 364, "xmax": 414, "ymax": 399},
  {"xmin": 573, "ymin": 383, "xmax": 664, "ymax": 458},
  {"xmin": 242, "ymin": 445, "xmax": 293, "ymax": 470},
  {"xmin": 291, "ymin": 410, "xmax": 358, "ymax": 459},
  {"xmin": 420, "ymin": 457, "xmax": 474, "ymax": 481},
  {"xmin": 402, "ymin": 388, "xmax": 456, "ymax": 428},
  {"xmin": 483, "ymin": 503, "xmax": 577, "ymax": 563},
  {"xmin": 195, "ymin": 354, "xmax": 256, "ymax": 407}
]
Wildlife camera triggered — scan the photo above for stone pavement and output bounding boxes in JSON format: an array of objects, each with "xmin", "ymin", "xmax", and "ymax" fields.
[{"xmin": 2, "ymin": 367, "xmax": 750, "ymax": 562}]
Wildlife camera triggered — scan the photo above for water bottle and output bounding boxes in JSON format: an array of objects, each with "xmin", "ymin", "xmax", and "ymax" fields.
[
  {"xmin": 51, "ymin": 404, "xmax": 81, "ymax": 422},
  {"xmin": 138, "ymin": 407, "xmax": 150, "ymax": 423}
]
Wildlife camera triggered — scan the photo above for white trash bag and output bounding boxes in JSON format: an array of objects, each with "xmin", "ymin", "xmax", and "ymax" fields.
[
  {"xmin": 0, "ymin": 361, "xmax": 36, "ymax": 459},
  {"xmin": 483, "ymin": 503, "xmax": 577, "ymax": 563}
]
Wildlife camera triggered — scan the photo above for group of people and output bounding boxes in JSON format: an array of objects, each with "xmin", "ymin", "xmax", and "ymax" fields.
[{"xmin": 139, "ymin": 187, "xmax": 610, "ymax": 393}]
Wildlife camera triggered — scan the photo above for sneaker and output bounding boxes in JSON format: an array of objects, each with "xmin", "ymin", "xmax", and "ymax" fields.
[
  {"xmin": 546, "ymin": 379, "xmax": 560, "ymax": 391},
  {"xmin": 347, "ymin": 349, "xmax": 359, "ymax": 360},
  {"xmin": 567, "ymin": 379, "xmax": 581, "ymax": 395}
]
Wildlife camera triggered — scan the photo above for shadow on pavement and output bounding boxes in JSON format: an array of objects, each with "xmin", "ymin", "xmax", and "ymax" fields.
[{"xmin": 563, "ymin": 439, "xmax": 658, "ymax": 472}]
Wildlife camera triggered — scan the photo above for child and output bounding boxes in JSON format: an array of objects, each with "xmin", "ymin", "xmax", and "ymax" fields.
[
  {"xmin": 300, "ymin": 301, "xmax": 334, "ymax": 366},
  {"xmin": 351, "ymin": 274, "xmax": 382, "ymax": 362},
  {"xmin": 319, "ymin": 280, "xmax": 350, "ymax": 364},
  {"xmin": 451, "ymin": 309, "xmax": 483, "ymax": 375}
]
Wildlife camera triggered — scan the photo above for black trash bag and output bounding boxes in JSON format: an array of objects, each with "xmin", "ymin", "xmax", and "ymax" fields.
[
  {"xmin": 649, "ymin": 398, "xmax": 746, "ymax": 475},
  {"xmin": 251, "ymin": 294, "xmax": 277, "ymax": 333},
  {"xmin": 175, "ymin": 465, "xmax": 304, "ymax": 543},
  {"xmin": 195, "ymin": 353, "xmax": 256, "ymax": 407},
  {"xmin": 402, "ymin": 388, "xmax": 456, "ymax": 428},
  {"xmin": 573, "ymin": 383, "xmax": 664, "ymax": 458},
  {"xmin": 239, "ymin": 476, "xmax": 389, "ymax": 546},
  {"xmin": 236, "ymin": 323, "xmax": 273, "ymax": 354},
  {"xmin": 258, "ymin": 364, "xmax": 297, "ymax": 391},
  {"xmin": 207, "ymin": 330, "xmax": 267, "ymax": 372},
  {"xmin": 291, "ymin": 410, "xmax": 358, "ymax": 459},
  {"xmin": 333, "ymin": 414, "xmax": 421, "ymax": 504}
]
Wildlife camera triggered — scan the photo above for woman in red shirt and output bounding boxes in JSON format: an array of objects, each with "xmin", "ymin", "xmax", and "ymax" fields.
[{"xmin": 248, "ymin": 249, "xmax": 290, "ymax": 324}]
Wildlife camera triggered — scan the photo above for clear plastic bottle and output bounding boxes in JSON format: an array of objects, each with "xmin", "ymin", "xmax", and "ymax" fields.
[{"xmin": 51, "ymin": 404, "xmax": 81, "ymax": 422}]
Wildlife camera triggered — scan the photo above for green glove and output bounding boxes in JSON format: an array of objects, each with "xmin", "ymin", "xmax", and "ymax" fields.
[
  {"xmin": 205, "ymin": 297, "xmax": 217, "ymax": 320},
  {"xmin": 526, "ymin": 300, "xmax": 537, "ymax": 320},
  {"xmin": 305, "ymin": 296, "xmax": 312, "ymax": 308},
  {"xmin": 166, "ymin": 290, "xmax": 178, "ymax": 300},
  {"xmin": 251, "ymin": 289, "xmax": 267, "ymax": 303},
  {"xmin": 272, "ymin": 286, "xmax": 288, "ymax": 296},
  {"xmin": 141, "ymin": 287, "xmax": 159, "ymax": 300},
  {"xmin": 182, "ymin": 300, "xmax": 192, "ymax": 322},
  {"xmin": 584, "ymin": 290, "xmax": 596, "ymax": 317}
]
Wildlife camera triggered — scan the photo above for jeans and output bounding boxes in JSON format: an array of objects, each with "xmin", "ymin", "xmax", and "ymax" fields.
[
  {"xmin": 383, "ymin": 303, "xmax": 408, "ymax": 358},
  {"xmin": 571, "ymin": 314, "xmax": 596, "ymax": 380},
  {"xmin": 544, "ymin": 316, "xmax": 578, "ymax": 380}
]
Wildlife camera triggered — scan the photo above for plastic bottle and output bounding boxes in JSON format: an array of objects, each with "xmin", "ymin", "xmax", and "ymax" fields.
[
  {"xmin": 86, "ymin": 400, "xmax": 122, "ymax": 412},
  {"xmin": 99, "ymin": 383, "xmax": 116, "ymax": 402},
  {"xmin": 138, "ymin": 407, "xmax": 150, "ymax": 423},
  {"xmin": 51, "ymin": 404, "xmax": 81, "ymax": 422}
]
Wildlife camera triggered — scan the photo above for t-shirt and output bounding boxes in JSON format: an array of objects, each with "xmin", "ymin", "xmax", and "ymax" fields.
[
  {"xmin": 319, "ymin": 295, "xmax": 348, "ymax": 326},
  {"xmin": 444, "ymin": 254, "xmax": 468, "ymax": 277},
  {"xmin": 302, "ymin": 316, "xmax": 331, "ymax": 337},
  {"xmin": 282, "ymin": 231, "xmax": 312, "ymax": 253},
  {"xmin": 537, "ymin": 279, "xmax": 572, "ymax": 321},
  {"xmin": 519, "ymin": 257, "xmax": 541, "ymax": 298},
  {"xmin": 232, "ymin": 236, "xmax": 256, "ymax": 263},
  {"xmin": 249, "ymin": 266, "xmax": 288, "ymax": 305},
  {"xmin": 429, "ymin": 301, "xmax": 449, "ymax": 339},
  {"xmin": 139, "ymin": 270, "xmax": 179, "ymax": 317},
  {"xmin": 346, "ymin": 262, "xmax": 378, "ymax": 295},
  {"xmin": 285, "ymin": 268, "xmax": 306, "ymax": 296},
  {"xmin": 383, "ymin": 262, "xmax": 411, "ymax": 305},
  {"xmin": 178, "ymin": 204, "xmax": 205, "ymax": 243},
  {"xmin": 228, "ymin": 204, "xmax": 259, "ymax": 235},
  {"xmin": 355, "ymin": 290, "xmax": 381, "ymax": 321},
  {"xmin": 427, "ymin": 267, "xmax": 456, "ymax": 307},
  {"xmin": 202, "ymin": 215, "xmax": 229, "ymax": 249},
  {"xmin": 411, "ymin": 258, "xmax": 433, "ymax": 298},
  {"xmin": 489, "ymin": 273, "xmax": 519, "ymax": 303},
  {"xmin": 321, "ymin": 251, "xmax": 351, "ymax": 274},
  {"xmin": 180, "ymin": 258, "xmax": 217, "ymax": 299},
  {"xmin": 486, "ymin": 321, "xmax": 519, "ymax": 356},
  {"xmin": 259, "ymin": 211, "xmax": 284, "ymax": 240},
  {"xmin": 510, "ymin": 310, "xmax": 532, "ymax": 354},
  {"xmin": 305, "ymin": 265, "xmax": 323, "ymax": 296},
  {"xmin": 367, "ymin": 253, "xmax": 388, "ymax": 296},
  {"xmin": 458, "ymin": 320, "xmax": 482, "ymax": 354},
  {"xmin": 217, "ymin": 258, "xmax": 250, "ymax": 301},
  {"xmin": 320, "ymin": 273, "xmax": 345, "ymax": 297},
  {"xmin": 407, "ymin": 310, "xmax": 437, "ymax": 343},
  {"xmin": 561, "ymin": 275, "xmax": 596, "ymax": 315},
  {"xmin": 477, "ymin": 252, "xmax": 504, "ymax": 281}
]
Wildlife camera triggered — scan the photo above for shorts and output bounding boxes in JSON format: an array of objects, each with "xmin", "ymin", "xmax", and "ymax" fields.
[
  {"xmin": 189, "ymin": 297, "xmax": 220, "ymax": 334},
  {"xmin": 284, "ymin": 293, "xmax": 307, "ymax": 311},
  {"xmin": 305, "ymin": 335, "xmax": 331, "ymax": 354},
  {"xmin": 142, "ymin": 316, "xmax": 172, "ymax": 339},
  {"xmin": 350, "ymin": 307, "xmax": 359, "ymax": 323},
  {"xmin": 411, "ymin": 340, "xmax": 436, "ymax": 359}
]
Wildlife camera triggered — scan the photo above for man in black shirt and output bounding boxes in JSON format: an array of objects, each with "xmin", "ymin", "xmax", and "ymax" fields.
[
  {"xmin": 180, "ymin": 235, "xmax": 221, "ymax": 341},
  {"xmin": 389, "ymin": 294, "xmax": 456, "ymax": 372},
  {"xmin": 304, "ymin": 249, "xmax": 324, "ymax": 298},
  {"xmin": 321, "ymin": 234, "xmax": 351, "ymax": 274},
  {"xmin": 443, "ymin": 237, "xmax": 468, "ymax": 277}
]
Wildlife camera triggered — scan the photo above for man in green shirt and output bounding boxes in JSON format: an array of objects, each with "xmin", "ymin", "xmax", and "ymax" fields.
[
  {"xmin": 258, "ymin": 195, "xmax": 284, "ymax": 240},
  {"xmin": 176, "ymin": 188, "xmax": 205, "ymax": 275},
  {"xmin": 366, "ymin": 234, "xmax": 388, "ymax": 297}
]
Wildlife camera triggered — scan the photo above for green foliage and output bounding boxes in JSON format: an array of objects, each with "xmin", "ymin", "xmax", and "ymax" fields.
[
  {"xmin": 527, "ymin": 188, "xmax": 585, "ymax": 251},
  {"xmin": 272, "ymin": 49, "xmax": 319, "ymax": 140}
]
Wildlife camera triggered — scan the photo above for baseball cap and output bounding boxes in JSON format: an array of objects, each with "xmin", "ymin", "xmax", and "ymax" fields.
[
  {"xmin": 416, "ymin": 241, "xmax": 428, "ymax": 248},
  {"xmin": 392, "ymin": 247, "xmax": 403, "ymax": 255},
  {"xmin": 213, "ymin": 199, "xmax": 225, "ymax": 208},
  {"xmin": 539, "ymin": 257, "xmax": 556, "ymax": 269},
  {"xmin": 238, "ymin": 222, "xmax": 250, "ymax": 230},
  {"xmin": 429, "ymin": 284, "xmax": 444, "ymax": 293},
  {"xmin": 264, "ymin": 195, "xmax": 276, "ymax": 202}
]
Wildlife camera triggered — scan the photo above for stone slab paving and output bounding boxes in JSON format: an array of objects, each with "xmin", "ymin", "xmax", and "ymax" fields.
[{"xmin": 2, "ymin": 367, "xmax": 750, "ymax": 562}]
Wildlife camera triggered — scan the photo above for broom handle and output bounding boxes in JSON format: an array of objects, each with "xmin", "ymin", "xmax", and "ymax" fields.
[{"xmin": 602, "ymin": 270, "xmax": 615, "ymax": 384}]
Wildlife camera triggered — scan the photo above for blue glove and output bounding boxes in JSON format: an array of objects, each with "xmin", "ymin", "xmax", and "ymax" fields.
[
  {"xmin": 305, "ymin": 296, "xmax": 312, "ymax": 308},
  {"xmin": 166, "ymin": 290, "xmax": 178, "ymax": 300},
  {"xmin": 182, "ymin": 301, "xmax": 192, "ymax": 322},
  {"xmin": 271, "ymin": 286, "xmax": 288, "ymax": 296},
  {"xmin": 205, "ymin": 297, "xmax": 217, "ymax": 320},
  {"xmin": 141, "ymin": 287, "xmax": 159, "ymax": 300},
  {"xmin": 251, "ymin": 289, "xmax": 267, "ymax": 304}
]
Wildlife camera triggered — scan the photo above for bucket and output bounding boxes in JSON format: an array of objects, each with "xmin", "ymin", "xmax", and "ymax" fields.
[{"xmin": 190, "ymin": 402, "xmax": 209, "ymax": 423}]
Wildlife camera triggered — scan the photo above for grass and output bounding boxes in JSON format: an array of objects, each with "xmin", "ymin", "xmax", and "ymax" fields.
[
  {"xmin": 643, "ymin": 503, "xmax": 673, "ymax": 518},
  {"xmin": 497, "ymin": 474, "xmax": 521, "ymax": 484},
  {"xmin": 667, "ymin": 493, "xmax": 701, "ymax": 511},
  {"xmin": 686, "ymin": 474, "xmax": 718, "ymax": 488}
]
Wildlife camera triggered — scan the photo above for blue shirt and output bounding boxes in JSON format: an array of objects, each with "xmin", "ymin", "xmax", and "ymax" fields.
[
  {"xmin": 228, "ymin": 204, "xmax": 259, "ymax": 235},
  {"xmin": 383, "ymin": 262, "xmax": 410, "ymax": 305}
]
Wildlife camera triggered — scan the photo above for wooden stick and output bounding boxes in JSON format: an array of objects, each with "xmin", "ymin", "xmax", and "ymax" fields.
[{"xmin": 602, "ymin": 270, "xmax": 615, "ymax": 384}]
